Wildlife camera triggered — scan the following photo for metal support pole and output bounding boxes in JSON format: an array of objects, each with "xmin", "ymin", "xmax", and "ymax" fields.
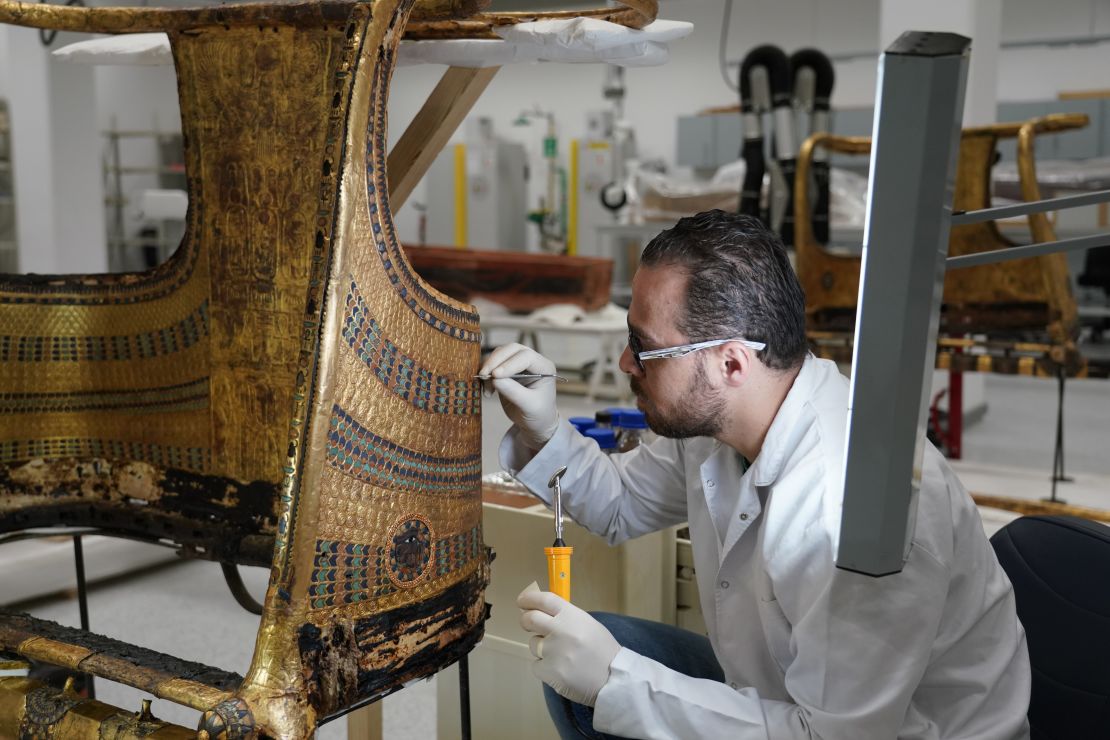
[
  {"xmin": 110, "ymin": 126, "xmax": 124, "ymax": 271},
  {"xmin": 72, "ymin": 535, "xmax": 95, "ymax": 700},
  {"xmin": 459, "ymin": 654, "xmax": 471, "ymax": 740},
  {"xmin": 951, "ymin": 189, "xmax": 1110, "ymax": 224},
  {"xmin": 946, "ymin": 232, "xmax": 1110, "ymax": 270},
  {"xmin": 837, "ymin": 31, "xmax": 970, "ymax": 576},
  {"xmin": 1048, "ymin": 367, "xmax": 1072, "ymax": 503},
  {"xmin": 840, "ymin": 40, "xmax": 1110, "ymax": 572}
]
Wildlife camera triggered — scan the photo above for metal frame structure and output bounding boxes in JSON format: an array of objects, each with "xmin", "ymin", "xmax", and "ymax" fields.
[
  {"xmin": 837, "ymin": 31, "xmax": 971, "ymax": 576},
  {"xmin": 839, "ymin": 32, "xmax": 1110, "ymax": 576}
]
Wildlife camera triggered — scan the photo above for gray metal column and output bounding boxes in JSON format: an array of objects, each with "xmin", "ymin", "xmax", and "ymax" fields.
[{"xmin": 836, "ymin": 32, "xmax": 970, "ymax": 576}]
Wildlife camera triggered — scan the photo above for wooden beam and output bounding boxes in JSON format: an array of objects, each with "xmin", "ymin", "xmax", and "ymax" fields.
[
  {"xmin": 387, "ymin": 65, "xmax": 500, "ymax": 211},
  {"xmin": 346, "ymin": 701, "xmax": 383, "ymax": 740},
  {"xmin": 972, "ymin": 493, "xmax": 1110, "ymax": 523}
]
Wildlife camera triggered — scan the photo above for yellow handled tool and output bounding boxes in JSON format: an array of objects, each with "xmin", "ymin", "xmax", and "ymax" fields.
[{"xmin": 546, "ymin": 466, "xmax": 572, "ymax": 601}]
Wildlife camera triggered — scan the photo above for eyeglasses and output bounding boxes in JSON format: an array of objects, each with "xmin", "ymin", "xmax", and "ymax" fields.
[{"xmin": 627, "ymin": 330, "xmax": 767, "ymax": 372}]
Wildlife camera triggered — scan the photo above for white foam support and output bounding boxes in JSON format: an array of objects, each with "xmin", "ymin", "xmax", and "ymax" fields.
[
  {"xmin": 139, "ymin": 188, "xmax": 188, "ymax": 221},
  {"xmin": 494, "ymin": 18, "xmax": 692, "ymax": 50},
  {"xmin": 52, "ymin": 32, "xmax": 172, "ymax": 66},
  {"xmin": 53, "ymin": 19, "xmax": 693, "ymax": 68}
]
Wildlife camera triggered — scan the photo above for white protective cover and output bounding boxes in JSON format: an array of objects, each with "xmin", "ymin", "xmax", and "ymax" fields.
[
  {"xmin": 53, "ymin": 18, "xmax": 693, "ymax": 68},
  {"xmin": 52, "ymin": 32, "xmax": 172, "ymax": 65}
]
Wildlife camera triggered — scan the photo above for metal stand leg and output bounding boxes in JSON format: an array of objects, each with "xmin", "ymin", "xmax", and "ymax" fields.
[
  {"xmin": 72, "ymin": 535, "xmax": 95, "ymax": 700},
  {"xmin": 947, "ymin": 368, "xmax": 963, "ymax": 460},
  {"xmin": 459, "ymin": 654, "xmax": 471, "ymax": 740},
  {"xmin": 1047, "ymin": 367, "xmax": 1072, "ymax": 503}
]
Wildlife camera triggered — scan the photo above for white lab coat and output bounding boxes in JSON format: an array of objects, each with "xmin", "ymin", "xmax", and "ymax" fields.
[{"xmin": 501, "ymin": 356, "xmax": 1031, "ymax": 739}]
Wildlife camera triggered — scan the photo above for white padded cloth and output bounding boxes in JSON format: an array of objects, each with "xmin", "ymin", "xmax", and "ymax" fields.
[
  {"xmin": 52, "ymin": 32, "xmax": 172, "ymax": 66},
  {"xmin": 54, "ymin": 18, "xmax": 693, "ymax": 68},
  {"xmin": 495, "ymin": 18, "xmax": 693, "ymax": 50}
]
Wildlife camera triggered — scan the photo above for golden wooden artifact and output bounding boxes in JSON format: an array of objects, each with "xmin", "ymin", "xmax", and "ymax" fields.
[
  {"xmin": 795, "ymin": 113, "xmax": 1089, "ymax": 378},
  {"xmin": 794, "ymin": 113, "xmax": 1110, "ymax": 524},
  {"xmin": 971, "ymin": 493, "xmax": 1110, "ymax": 524},
  {"xmin": 0, "ymin": 1, "xmax": 657, "ymax": 737}
]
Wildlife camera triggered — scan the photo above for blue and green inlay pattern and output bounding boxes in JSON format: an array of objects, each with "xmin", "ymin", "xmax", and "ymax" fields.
[
  {"xmin": 363, "ymin": 59, "xmax": 481, "ymax": 337},
  {"xmin": 0, "ymin": 378, "xmax": 209, "ymax": 416},
  {"xmin": 342, "ymin": 284, "xmax": 480, "ymax": 416},
  {"xmin": 0, "ymin": 301, "xmax": 209, "ymax": 363},
  {"xmin": 0, "ymin": 438, "xmax": 209, "ymax": 469},
  {"xmin": 309, "ymin": 524, "xmax": 482, "ymax": 609},
  {"xmin": 326, "ymin": 405, "xmax": 481, "ymax": 494},
  {"xmin": 434, "ymin": 526, "xmax": 483, "ymax": 579}
]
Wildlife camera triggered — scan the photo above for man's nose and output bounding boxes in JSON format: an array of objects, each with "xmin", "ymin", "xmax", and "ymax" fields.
[{"xmin": 618, "ymin": 344, "xmax": 640, "ymax": 376}]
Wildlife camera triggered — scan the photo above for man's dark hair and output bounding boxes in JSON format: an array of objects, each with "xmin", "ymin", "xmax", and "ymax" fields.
[{"xmin": 640, "ymin": 210, "xmax": 808, "ymax": 371}]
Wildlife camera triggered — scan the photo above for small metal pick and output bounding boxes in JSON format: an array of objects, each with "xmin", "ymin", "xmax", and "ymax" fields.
[
  {"xmin": 473, "ymin": 373, "xmax": 568, "ymax": 382},
  {"xmin": 548, "ymin": 465, "xmax": 568, "ymax": 546}
]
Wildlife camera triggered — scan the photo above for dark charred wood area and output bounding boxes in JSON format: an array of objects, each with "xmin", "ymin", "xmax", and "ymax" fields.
[
  {"xmin": 302, "ymin": 568, "xmax": 489, "ymax": 718},
  {"xmin": 0, "ymin": 463, "xmax": 278, "ymax": 566},
  {"xmin": 0, "ymin": 609, "xmax": 243, "ymax": 691}
]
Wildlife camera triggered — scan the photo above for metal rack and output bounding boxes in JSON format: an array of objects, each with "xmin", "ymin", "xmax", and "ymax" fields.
[
  {"xmin": 0, "ymin": 100, "xmax": 15, "ymax": 273},
  {"xmin": 101, "ymin": 124, "xmax": 186, "ymax": 272}
]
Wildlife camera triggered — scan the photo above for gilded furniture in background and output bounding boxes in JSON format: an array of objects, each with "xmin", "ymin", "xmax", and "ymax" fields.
[
  {"xmin": 0, "ymin": 1, "xmax": 657, "ymax": 737},
  {"xmin": 794, "ymin": 113, "xmax": 1110, "ymax": 522},
  {"xmin": 795, "ymin": 113, "xmax": 1089, "ymax": 378}
]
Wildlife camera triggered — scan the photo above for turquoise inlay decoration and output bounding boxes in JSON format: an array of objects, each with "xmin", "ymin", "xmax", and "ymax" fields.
[
  {"xmin": 310, "ymin": 524, "xmax": 482, "ymax": 608},
  {"xmin": 1, "ymin": 301, "xmax": 210, "ymax": 364},
  {"xmin": 341, "ymin": 283, "xmax": 480, "ymax": 417}
]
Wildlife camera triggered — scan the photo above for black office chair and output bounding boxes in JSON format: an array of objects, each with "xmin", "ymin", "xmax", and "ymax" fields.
[
  {"xmin": 990, "ymin": 515, "xmax": 1110, "ymax": 739},
  {"xmin": 1077, "ymin": 246, "xmax": 1110, "ymax": 297},
  {"xmin": 1078, "ymin": 246, "xmax": 1110, "ymax": 339}
]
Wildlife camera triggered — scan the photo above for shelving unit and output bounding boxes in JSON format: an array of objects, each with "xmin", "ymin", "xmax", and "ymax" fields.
[
  {"xmin": 0, "ymin": 100, "xmax": 16, "ymax": 273},
  {"xmin": 102, "ymin": 125, "xmax": 186, "ymax": 272}
]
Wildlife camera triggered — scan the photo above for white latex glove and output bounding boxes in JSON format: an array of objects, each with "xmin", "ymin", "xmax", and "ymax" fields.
[
  {"xmin": 517, "ymin": 582, "xmax": 621, "ymax": 707},
  {"xmin": 478, "ymin": 343, "xmax": 559, "ymax": 450}
]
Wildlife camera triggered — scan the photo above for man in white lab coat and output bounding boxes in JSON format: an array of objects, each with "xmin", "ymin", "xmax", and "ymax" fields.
[{"xmin": 480, "ymin": 210, "xmax": 1031, "ymax": 739}]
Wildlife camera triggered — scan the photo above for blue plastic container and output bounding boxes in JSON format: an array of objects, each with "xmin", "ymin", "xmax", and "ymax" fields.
[
  {"xmin": 604, "ymin": 406, "xmax": 638, "ymax": 427},
  {"xmin": 620, "ymin": 409, "xmax": 648, "ymax": 429},
  {"xmin": 584, "ymin": 427, "xmax": 618, "ymax": 452},
  {"xmin": 568, "ymin": 416, "xmax": 597, "ymax": 434}
]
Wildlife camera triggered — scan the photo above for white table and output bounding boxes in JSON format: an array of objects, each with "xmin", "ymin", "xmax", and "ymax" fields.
[{"xmin": 481, "ymin": 313, "xmax": 631, "ymax": 402}]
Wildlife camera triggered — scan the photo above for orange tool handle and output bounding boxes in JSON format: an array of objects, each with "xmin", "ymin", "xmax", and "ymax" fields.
[{"xmin": 545, "ymin": 546, "xmax": 573, "ymax": 602}]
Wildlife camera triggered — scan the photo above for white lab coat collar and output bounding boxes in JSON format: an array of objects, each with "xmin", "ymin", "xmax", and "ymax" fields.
[
  {"xmin": 710, "ymin": 355, "xmax": 830, "ymax": 562},
  {"xmin": 747, "ymin": 354, "xmax": 821, "ymax": 488}
]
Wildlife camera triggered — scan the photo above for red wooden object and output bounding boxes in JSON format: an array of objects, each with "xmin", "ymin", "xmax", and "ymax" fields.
[{"xmin": 403, "ymin": 245, "xmax": 614, "ymax": 312}]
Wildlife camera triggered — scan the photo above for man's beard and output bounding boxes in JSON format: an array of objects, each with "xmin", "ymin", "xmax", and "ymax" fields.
[{"xmin": 631, "ymin": 360, "xmax": 725, "ymax": 439}]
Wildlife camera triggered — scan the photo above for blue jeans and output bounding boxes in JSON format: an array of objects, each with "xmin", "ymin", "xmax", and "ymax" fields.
[{"xmin": 543, "ymin": 612, "xmax": 725, "ymax": 739}]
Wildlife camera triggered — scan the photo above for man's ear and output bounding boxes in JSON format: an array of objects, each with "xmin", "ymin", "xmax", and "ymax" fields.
[{"xmin": 719, "ymin": 342, "xmax": 752, "ymax": 388}]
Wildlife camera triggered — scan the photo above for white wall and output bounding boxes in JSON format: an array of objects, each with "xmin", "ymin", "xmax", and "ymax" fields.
[
  {"xmin": 385, "ymin": 0, "xmax": 884, "ymax": 239},
  {"xmin": 3, "ymin": 0, "xmax": 1108, "ymax": 266},
  {"xmin": 387, "ymin": 0, "xmax": 884, "ymax": 165},
  {"xmin": 384, "ymin": 0, "xmax": 1110, "ymax": 239},
  {"xmin": 0, "ymin": 26, "xmax": 106, "ymax": 274},
  {"xmin": 997, "ymin": 0, "xmax": 1110, "ymax": 100}
]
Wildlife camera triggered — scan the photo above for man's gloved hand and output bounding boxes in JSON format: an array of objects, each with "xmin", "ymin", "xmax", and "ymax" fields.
[
  {"xmin": 518, "ymin": 583, "xmax": 621, "ymax": 707},
  {"xmin": 479, "ymin": 343, "xmax": 559, "ymax": 451}
]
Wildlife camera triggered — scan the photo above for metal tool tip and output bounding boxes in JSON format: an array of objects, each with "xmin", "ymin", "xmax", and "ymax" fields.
[{"xmin": 548, "ymin": 465, "xmax": 568, "ymax": 488}]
